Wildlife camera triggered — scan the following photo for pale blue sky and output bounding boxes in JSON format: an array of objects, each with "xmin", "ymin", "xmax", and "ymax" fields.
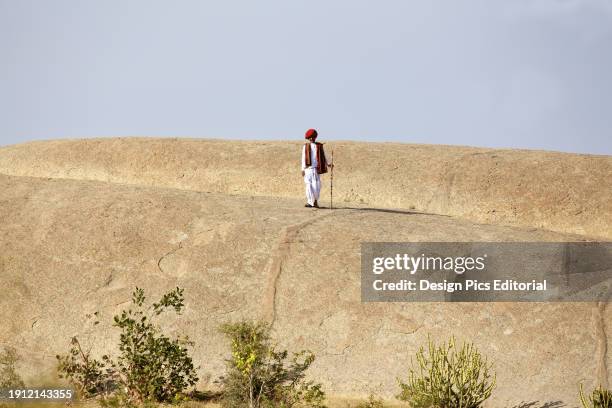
[{"xmin": 1, "ymin": 0, "xmax": 611, "ymax": 154}]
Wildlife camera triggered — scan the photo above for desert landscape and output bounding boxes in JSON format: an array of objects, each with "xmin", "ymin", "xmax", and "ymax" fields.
[{"xmin": 0, "ymin": 137, "xmax": 611, "ymax": 406}]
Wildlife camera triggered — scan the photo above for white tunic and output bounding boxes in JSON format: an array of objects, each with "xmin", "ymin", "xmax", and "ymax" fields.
[{"xmin": 301, "ymin": 143, "xmax": 331, "ymax": 206}]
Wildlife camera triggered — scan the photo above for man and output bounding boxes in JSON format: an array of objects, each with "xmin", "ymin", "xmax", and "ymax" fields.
[{"xmin": 301, "ymin": 128, "xmax": 333, "ymax": 208}]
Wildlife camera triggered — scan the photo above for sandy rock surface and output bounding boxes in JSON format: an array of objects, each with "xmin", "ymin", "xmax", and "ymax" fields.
[
  {"xmin": 0, "ymin": 137, "xmax": 610, "ymax": 239},
  {"xmin": 0, "ymin": 138, "xmax": 611, "ymax": 406}
]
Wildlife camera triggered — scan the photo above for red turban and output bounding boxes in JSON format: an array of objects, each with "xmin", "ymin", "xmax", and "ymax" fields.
[{"xmin": 305, "ymin": 129, "xmax": 318, "ymax": 139}]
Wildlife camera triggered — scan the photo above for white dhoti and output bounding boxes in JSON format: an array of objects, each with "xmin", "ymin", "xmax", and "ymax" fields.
[{"xmin": 303, "ymin": 167, "xmax": 321, "ymax": 206}]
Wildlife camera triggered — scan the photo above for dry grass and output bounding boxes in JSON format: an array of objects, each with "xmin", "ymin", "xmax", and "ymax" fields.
[{"xmin": 2, "ymin": 396, "xmax": 403, "ymax": 408}]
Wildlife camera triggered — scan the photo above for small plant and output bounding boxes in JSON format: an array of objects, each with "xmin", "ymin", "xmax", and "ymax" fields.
[
  {"xmin": 57, "ymin": 287, "xmax": 198, "ymax": 404},
  {"xmin": 219, "ymin": 320, "xmax": 326, "ymax": 408},
  {"xmin": 0, "ymin": 346, "xmax": 25, "ymax": 388},
  {"xmin": 348, "ymin": 394, "xmax": 387, "ymax": 408},
  {"xmin": 99, "ymin": 390, "xmax": 160, "ymax": 408},
  {"xmin": 0, "ymin": 347, "xmax": 25, "ymax": 408},
  {"xmin": 580, "ymin": 384, "xmax": 612, "ymax": 408},
  {"xmin": 397, "ymin": 336, "xmax": 496, "ymax": 408},
  {"xmin": 56, "ymin": 335, "xmax": 115, "ymax": 397}
]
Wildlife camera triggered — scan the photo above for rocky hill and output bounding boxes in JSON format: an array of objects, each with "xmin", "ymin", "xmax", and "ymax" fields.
[{"xmin": 0, "ymin": 138, "xmax": 610, "ymax": 405}]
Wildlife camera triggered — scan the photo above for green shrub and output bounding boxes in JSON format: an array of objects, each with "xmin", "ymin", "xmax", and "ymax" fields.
[
  {"xmin": 57, "ymin": 287, "xmax": 198, "ymax": 404},
  {"xmin": 397, "ymin": 336, "xmax": 495, "ymax": 408},
  {"xmin": 580, "ymin": 384, "xmax": 612, "ymax": 408},
  {"xmin": 219, "ymin": 320, "xmax": 326, "ymax": 408},
  {"xmin": 0, "ymin": 346, "xmax": 25, "ymax": 388}
]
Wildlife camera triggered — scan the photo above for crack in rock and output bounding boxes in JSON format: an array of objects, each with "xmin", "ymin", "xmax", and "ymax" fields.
[
  {"xmin": 103, "ymin": 271, "xmax": 113, "ymax": 287},
  {"xmin": 595, "ymin": 301, "xmax": 609, "ymax": 388},
  {"xmin": 157, "ymin": 242, "xmax": 183, "ymax": 274},
  {"xmin": 31, "ymin": 316, "xmax": 40, "ymax": 331},
  {"xmin": 262, "ymin": 212, "xmax": 338, "ymax": 326}
]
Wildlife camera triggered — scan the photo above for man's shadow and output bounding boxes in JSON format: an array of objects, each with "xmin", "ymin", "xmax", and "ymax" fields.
[{"xmin": 317, "ymin": 205, "xmax": 447, "ymax": 217}]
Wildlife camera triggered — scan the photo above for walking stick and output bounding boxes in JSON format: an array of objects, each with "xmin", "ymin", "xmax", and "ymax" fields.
[{"xmin": 330, "ymin": 149, "xmax": 334, "ymax": 209}]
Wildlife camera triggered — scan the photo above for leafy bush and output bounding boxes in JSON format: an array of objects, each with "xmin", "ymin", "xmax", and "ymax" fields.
[
  {"xmin": 580, "ymin": 384, "xmax": 612, "ymax": 408},
  {"xmin": 219, "ymin": 320, "xmax": 326, "ymax": 408},
  {"xmin": 0, "ymin": 346, "xmax": 25, "ymax": 388},
  {"xmin": 397, "ymin": 336, "xmax": 495, "ymax": 408},
  {"xmin": 57, "ymin": 287, "xmax": 198, "ymax": 404}
]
